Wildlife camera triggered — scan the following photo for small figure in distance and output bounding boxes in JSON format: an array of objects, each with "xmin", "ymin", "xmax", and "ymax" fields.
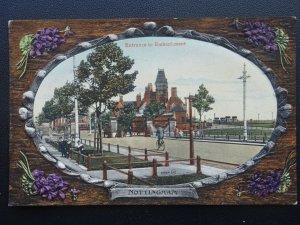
[{"xmin": 77, "ymin": 140, "xmax": 84, "ymax": 154}]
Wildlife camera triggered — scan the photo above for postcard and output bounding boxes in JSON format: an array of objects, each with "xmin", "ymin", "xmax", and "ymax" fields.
[{"xmin": 9, "ymin": 18, "xmax": 296, "ymax": 205}]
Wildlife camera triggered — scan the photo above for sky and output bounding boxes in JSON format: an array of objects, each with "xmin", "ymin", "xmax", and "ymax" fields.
[{"xmin": 33, "ymin": 37, "xmax": 277, "ymax": 121}]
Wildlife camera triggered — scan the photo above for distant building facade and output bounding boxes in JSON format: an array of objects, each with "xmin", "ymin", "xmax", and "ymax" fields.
[{"xmin": 116, "ymin": 69, "xmax": 189, "ymax": 132}]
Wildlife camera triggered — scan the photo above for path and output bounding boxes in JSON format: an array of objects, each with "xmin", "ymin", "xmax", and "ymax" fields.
[{"xmin": 43, "ymin": 136, "xmax": 230, "ymax": 181}]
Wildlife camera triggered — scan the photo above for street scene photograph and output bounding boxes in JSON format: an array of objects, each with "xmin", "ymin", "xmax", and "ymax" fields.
[{"xmin": 33, "ymin": 36, "xmax": 277, "ymax": 185}]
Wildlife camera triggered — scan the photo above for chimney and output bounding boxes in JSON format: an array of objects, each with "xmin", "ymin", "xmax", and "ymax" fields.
[
  {"xmin": 136, "ymin": 94, "xmax": 141, "ymax": 108},
  {"xmin": 171, "ymin": 87, "xmax": 177, "ymax": 97},
  {"xmin": 184, "ymin": 97, "xmax": 187, "ymax": 111},
  {"xmin": 148, "ymin": 83, "xmax": 153, "ymax": 91},
  {"xmin": 119, "ymin": 95, "xmax": 123, "ymax": 104}
]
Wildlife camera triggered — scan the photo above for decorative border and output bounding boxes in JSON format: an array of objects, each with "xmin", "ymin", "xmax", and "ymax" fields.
[{"xmin": 18, "ymin": 21, "xmax": 292, "ymax": 189}]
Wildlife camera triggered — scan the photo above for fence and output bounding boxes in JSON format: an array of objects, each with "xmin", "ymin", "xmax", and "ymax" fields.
[
  {"xmin": 180, "ymin": 129, "xmax": 269, "ymax": 143},
  {"xmin": 102, "ymin": 155, "xmax": 202, "ymax": 185}
]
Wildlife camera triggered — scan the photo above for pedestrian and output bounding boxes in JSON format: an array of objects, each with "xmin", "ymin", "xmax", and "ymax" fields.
[
  {"xmin": 156, "ymin": 125, "xmax": 164, "ymax": 145},
  {"xmin": 66, "ymin": 139, "xmax": 72, "ymax": 158},
  {"xmin": 77, "ymin": 140, "xmax": 84, "ymax": 153},
  {"xmin": 58, "ymin": 136, "xmax": 63, "ymax": 155},
  {"xmin": 179, "ymin": 130, "xmax": 183, "ymax": 138},
  {"xmin": 175, "ymin": 126, "xmax": 179, "ymax": 138},
  {"xmin": 61, "ymin": 138, "xmax": 68, "ymax": 157}
]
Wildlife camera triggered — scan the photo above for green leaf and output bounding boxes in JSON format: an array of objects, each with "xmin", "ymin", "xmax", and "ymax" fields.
[{"xmin": 19, "ymin": 34, "xmax": 34, "ymax": 54}]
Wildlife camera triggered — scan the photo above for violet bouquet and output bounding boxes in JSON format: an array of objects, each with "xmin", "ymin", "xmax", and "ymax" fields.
[
  {"xmin": 237, "ymin": 149, "xmax": 296, "ymax": 197},
  {"xmin": 16, "ymin": 26, "xmax": 73, "ymax": 79},
  {"xmin": 231, "ymin": 18, "xmax": 292, "ymax": 72},
  {"xmin": 18, "ymin": 151, "xmax": 79, "ymax": 201}
]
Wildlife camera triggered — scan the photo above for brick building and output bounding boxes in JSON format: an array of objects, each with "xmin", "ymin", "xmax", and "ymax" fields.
[{"xmin": 116, "ymin": 69, "xmax": 189, "ymax": 132}]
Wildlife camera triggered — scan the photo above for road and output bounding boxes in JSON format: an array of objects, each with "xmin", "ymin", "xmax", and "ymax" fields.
[{"xmin": 80, "ymin": 131, "xmax": 262, "ymax": 166}]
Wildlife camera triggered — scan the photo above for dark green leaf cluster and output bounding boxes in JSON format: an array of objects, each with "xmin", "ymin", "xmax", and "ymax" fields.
[
  {"xmin": 143, "ymin": 102, "xmax": 165, "ymax": 121},
  {"xmin": 74, "ymin": 43, "xmax": 138, "ymax": 113},
  {"xmin": 192, "ymin": 84, "xmax": 215, "ymax": 122}
]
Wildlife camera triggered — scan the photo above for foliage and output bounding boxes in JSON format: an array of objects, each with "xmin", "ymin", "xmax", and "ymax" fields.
[
  {"xmin": 117, "ymin": 103, "xmax": 136, "ymax": 132},
  {"xmin": 274, "ymin": 28, "xmax": 292, "ymax": 72},
  {"xmin": 36, "ymin": 112, "xmax": 46, "ymax": 125},
  {"xmin": 143, "ymin": 102, "xmax": 165, "ymax": 121},
  {"xmin": 16, "ymin": 26, "xmax": 73, "ymax": 79},
  {"xmin": 101, "ymin": 111, "xmax": 114, "ymax": 129},
  {"xmin": 73, "ymin": 42, "xmax": 138, "ymax": 153},
  {"xmin": 192, "ymin": 84, "xmax": 215, "ymax": 122},
  {"xmin": 42, "ymin": 99, "xmax": 60, "ymax": 121},
  {"xmin": 41, "ymin": 81, "xmax": 88, "ymax": 121},
  {"xmin": 17, "ymin": 151, "xmax": 36, "ymax": 195}
]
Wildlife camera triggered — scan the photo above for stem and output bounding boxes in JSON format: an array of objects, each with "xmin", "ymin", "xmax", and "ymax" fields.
[
  {"xmin": 16, "ymin": 53, "xmax": 28, "ymax": 67},
  {"xmin": 18, "ymin": 54, "xmax": 29, "ymax": 79},
  {"xmin": 17, "ymin": 161, "xmax": 34, "ymax": 181},
  {"xmin": 20, "ymin": 151, "xmax": 35, "ymax": 180}
]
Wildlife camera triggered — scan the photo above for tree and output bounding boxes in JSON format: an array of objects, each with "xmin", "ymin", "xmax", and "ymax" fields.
[
  {"xmin": 192, "ymin": 84, "xmax": 215, "ymax": 123},
  {"xmin": 41, "ymin": 82, "xmax": 89, "ymax": 135},
  {"xmin": 143, "ymin": 102, "xmax": 165, "ymax": 121},
  {"xmin": 74, "ymin": 43, "xmax": 138, "ymax": 154},
  {"xmin": 42, "ymin": 99, "xmax": 60, "ymax": 122},
  {"xmin": 117, "ymin": 103, "xmax": 136, "ymax": 135},
  {"xmin": 36, "ymin": 112, "xmax": 45, "ymax": 126}
]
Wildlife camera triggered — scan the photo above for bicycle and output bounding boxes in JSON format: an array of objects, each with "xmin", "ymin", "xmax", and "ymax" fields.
[{"xmin": 156, "ymin": 139, "xmax": 165, "ymax": 151}]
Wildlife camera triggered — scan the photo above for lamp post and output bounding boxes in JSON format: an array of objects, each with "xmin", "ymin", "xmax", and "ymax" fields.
[
  {"xmin": 238, "ymin": 63, "xmax": 250, "ymax": 142},
  {"xmin": 185, "ymin": 95, "xmax": 195, "ymax": 165},
  {"xmin": 73, "ymin": 56, "xmax": 80, "ymax": 146}
]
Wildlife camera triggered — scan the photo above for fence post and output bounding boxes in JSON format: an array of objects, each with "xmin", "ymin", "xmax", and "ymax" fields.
[
  {"xmin": 128, "ymin": 170, "xmax": 133, "ymax": 185},
  {"xmin": 108, "ymin": 143, "xmax": 111, "ymax": 152},
  {"xmin": 87, "ymin": 154, "xmax": 91, "ymax": 171},
  {"xmin": 84, "ymin": 139, "xmax": 86, "ymax": 145},
  {"xmin": 263, "ymin": 136, "xmax": 265, "ymax": 143},
  {"xmin": 128, "ymin": 153, "xmax": 132, "ymax": 169},
  {"xmin": 196, "ymin": 156, "xmax": 201, "ymax": 174},
  {"xmin": 89, "ymin": 140, "xmax": 91, "ymax": 146},
  {"xmin": 165, "ymin": 151, "xmax": 169, "ymax": 167},
  {"xmin": 103, "ymin": 161, "xmax": 107, "ymax": 180},
  {"xmin": 152, "ymin": 159, "xmax": 157, "ymax": 177},
  {"xmin": 128, "ymin": 146, "xmax": 131, "ymax": 154},
  {"xmin": 144, "ymin": 148, "xmax": 148, "ymax": 161},
  {"xmin": 117, "ymin": 144, "xmax": 119, "ymax": 154}
]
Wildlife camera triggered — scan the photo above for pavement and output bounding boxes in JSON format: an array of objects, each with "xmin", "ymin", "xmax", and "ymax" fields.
[{"xmin": 42, "ymin": 136, "xmax": 229, "ymax": 181}]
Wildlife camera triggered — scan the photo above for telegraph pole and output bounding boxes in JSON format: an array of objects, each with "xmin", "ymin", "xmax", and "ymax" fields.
[
  {"xmin": 73, "ymin": 56, "xmax": 80, "ymax": 146},
  {"xmin": 238, "ymin": 63, "xmax": 250, "ymax": 141},
  {"xmin": 187, "ymin": 95, "xmax": 194, "ymax": 165}
]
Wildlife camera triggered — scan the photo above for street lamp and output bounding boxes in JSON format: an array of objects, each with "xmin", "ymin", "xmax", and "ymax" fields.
[
  {"xmin": 185, "ymin": 95, "xmax": 195, "ymax": 165},
  {"xmin": 238, "ymin": 63, "xmax": 250, "ymax": 142},
  {"xmin": 73, "ymin": 56, "xmax": 80, "ymax": 146}
]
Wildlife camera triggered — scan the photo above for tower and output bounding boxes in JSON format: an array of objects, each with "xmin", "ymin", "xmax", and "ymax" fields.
[{"xmin": 155, "ymin": 69, "xmax": 168, "ymax": 104}]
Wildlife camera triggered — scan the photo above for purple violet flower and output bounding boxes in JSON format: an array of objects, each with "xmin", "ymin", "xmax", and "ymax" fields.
[
  {"xmin": 30, "ymin": 27, "xmax": 65, "ymax": 57},
  {"xmin": 33, "ymin": 172, "xmax": 69, "ymax": 201},
  {"xmin": 70, "ymin": 188, "xmax": 80, "ymax": 201},
  {"xmin": 32, "ymin": 169, "xmax": 45, "ymax": 178}
]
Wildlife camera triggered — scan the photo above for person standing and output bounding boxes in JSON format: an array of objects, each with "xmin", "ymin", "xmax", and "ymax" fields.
[
  {"xmin": 58, "ymin": 136, "xmax": 64, "ymax": 156},
  {"xmin": 77, "ymin": 140, "xmax": 84, "ymax": 153},
  {"xmin": 66, "ymin": 139, "xmax": 72, "ymax": 158},
  {"xmin": 61, "ymin": 138, "xmax": 68, "ymax": 157},
  {"xmin": 175, "ymin": 126, "xmax": 179, "ymax": 138},
  {"xmin": 156, "ymin": 125, "xmax": 164, "ymax": 145}
]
